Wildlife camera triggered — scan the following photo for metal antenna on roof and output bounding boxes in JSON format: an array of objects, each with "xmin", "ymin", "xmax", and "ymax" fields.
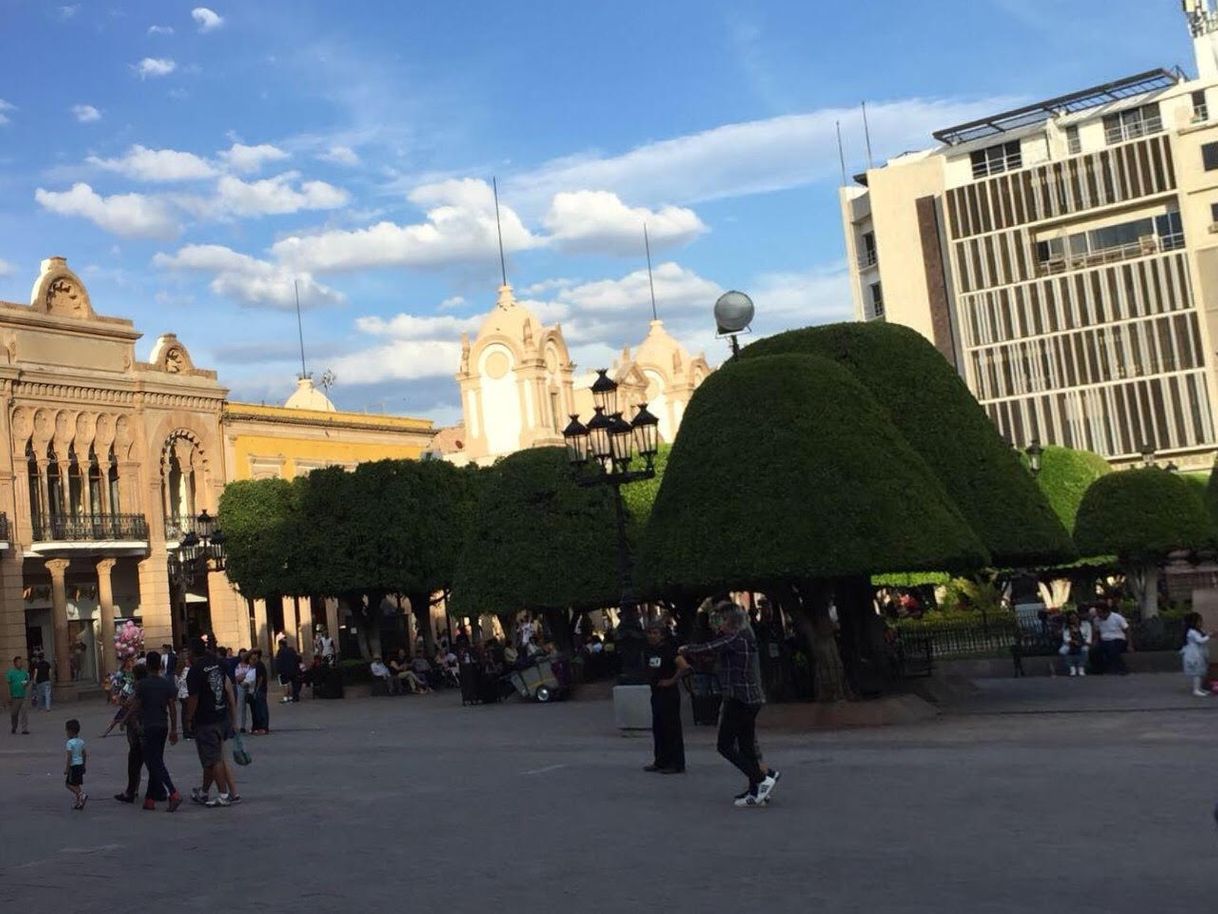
[
  {"xmin": 492, "ymin": 176, "xmax": 508, "ymax": 286},
  {"xmin": 835, "ymin": 120, "xmax": 847, "ymax": 185},
  {"xmin": 861, "ymin": 101, "xmax": 874, "ymax": 169},
  {"xmin": 294, "ymin": 279, "xmax": 308, "ymax": 380},
  {"xmin": 644, "ymin": 223, "xmax": 658, "ymax": 322}
]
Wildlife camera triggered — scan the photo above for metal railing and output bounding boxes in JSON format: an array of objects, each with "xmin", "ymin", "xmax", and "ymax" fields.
[
  {"xmin": 858, "ymin": 248, "xmax": 878, "ymax": 269},
  {"xmin": 164, "ymin": 514, "xmax": 203, "ymax": 542},
  {"xmin": 891, "ymin": 612, "xmax": 1186, "ymax": 660},
  {"xmin": 1104, "ymin": 115, "xmax": 1162, "ymax": 145},
  {"xmin": 33, "ymin": 513, "xmax": 149, "ymax": 542},
  {"xmin": 971, "ymin": 151, "xmax": 1023, "ymax": 180},
  {"xmin": 1037, "ymin": 232, "xmax": 1183, "ymax": 276}
]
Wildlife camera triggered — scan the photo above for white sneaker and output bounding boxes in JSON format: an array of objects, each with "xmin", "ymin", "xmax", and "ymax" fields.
[
  {"xmin": 1078, "ymin": 668, "xmax": 1086, "ymax": 677},
  {"xmin": 1193, "ymin": 689, "xmax": 1210, "ymax": 697},
  {"xmin": 1068, "ymin": 667, "xmax": 1077, "ymax": 676},
  {"xmin": 757, "ymin": 769, "xmax": 781, "ymax": 802},
  {"xmin": 733, "ymin": 790, "xmax": 765, "ymax": 808},
  {"xmin": 205, "ymin": 793, "xmax": 232, "ymax": 808}
]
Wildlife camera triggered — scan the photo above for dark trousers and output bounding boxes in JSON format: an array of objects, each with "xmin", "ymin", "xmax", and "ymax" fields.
[
  {"xmin": 290, "ymin": 676, "xmax": 302, "ymax": 701},
  {"xmin": 251, "ymin": 690, "xmax": 270, "ymax": 731},
  {"xmin": 141, "ymin": 727, "xmax": 176, "ymax": 800},
  {"xmin": 717, "ymin": 698, "xmax": 765, "ymax": 788},
  {"xmin": 125, "ymin": 726, "xmax": 144, "ymax": 797},
  {"xmin": 650, "ymin": 686, "xmax": 685, "ymax": 771},
  {"xmin": 1099, "ymin": 639, "xmax": 1128, "ymax": 674},
  {"xmin": 180, "ymin": 699, "xmax": 192, "ymax": 738}
]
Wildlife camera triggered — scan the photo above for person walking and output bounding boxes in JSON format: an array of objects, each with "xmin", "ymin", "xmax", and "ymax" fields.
[
  {"xmin": 7, "ymin": 655, "xmax": 30, "ymax": 735},
  {"xmin": 1059, "ymin": 611, "xmax": 1092, "ymax": 677},
  {"xmin": 114, "ymin": 662, "xmax": 149, "ymax": 804},
  {"xmin": 185, "ymin": 637, "xmax": 239, "ymax": 808},
  {"xmin": 1181, "ymin": 613, "xmax": 1212, "ymax": 697},
  {"xmin": 276, "ymin": 637, "xmax": 302, "ymax": 704},
  {"xmin": 31, "ymin": 651, "xmax": 52, "ymax": 711},
  {"xmin": 128, "ymin": 651, "xmax": 182, "ymax": 811},
  {"xmin": 680, "ymin": 602, "xmax": 779, "ymax": 808},
  {"xmin": 643, "ymin": 620, "xmax": 686, "ymax": 775}
]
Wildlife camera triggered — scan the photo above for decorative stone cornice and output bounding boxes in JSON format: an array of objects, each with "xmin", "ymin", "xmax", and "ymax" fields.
[{"xmin": 223, "ymin": 403, "xmax": 433, "ymax": 435}]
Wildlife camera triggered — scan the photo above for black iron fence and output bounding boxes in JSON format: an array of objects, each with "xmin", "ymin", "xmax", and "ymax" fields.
[
  {"xmin": 891, "ymin": 611, "xmax": 1187, "ymax": 661},
  {"xmin": 33, "ymin": 512, "xmax": 149, "ymax": 542}
]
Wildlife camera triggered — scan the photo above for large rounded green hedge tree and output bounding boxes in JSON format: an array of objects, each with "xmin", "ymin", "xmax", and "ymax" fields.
[
  {"xmin": 1075, "ymin": 467, "xmax": 1213, "ymax": 617},
  {"xmin": 741, "ymin": 322, "xmax": 1073, "ymax": 567},
  {"xmin": 1028, "ymin": 445, "xmax": 1111, "ymax": 534},
  {"xmin": 635, "ymin": 352, "xmax": 989, "ymax": 700},
  {"xmin": 451, "ymin": 447, "xmax": 619, "ymax": 645}
]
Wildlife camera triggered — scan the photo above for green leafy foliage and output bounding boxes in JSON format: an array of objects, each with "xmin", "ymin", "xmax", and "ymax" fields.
[
  {"xmin": 218, "ymin": 477, "xmax": 302, "ymax": 599},
  {"xmin": 450, "ymin": 447, "xmax": 620, "ymax": 616},
  {"xmin": 635, "ymin": 353, "xmax": 989, "ymax": 596},
  {"xmin": 621, "ymin": 442, "xmax": 670, "ymax": 535},
  {"xmin": 1025, "ymin": 445, "xmax": 1111, "ymax": 533},
  {"xmin": 741, "ymin": 322, "xmax": 1074, "ymax": 566},
  {"xmin": 1074, "ymin": 467, "xmax": 1214, "ymax": 564}
]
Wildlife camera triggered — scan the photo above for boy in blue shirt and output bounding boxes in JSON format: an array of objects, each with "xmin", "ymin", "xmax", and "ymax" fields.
[{"xmin": 64, "ymin": 719, "xmax": 87, "ymax": 810}]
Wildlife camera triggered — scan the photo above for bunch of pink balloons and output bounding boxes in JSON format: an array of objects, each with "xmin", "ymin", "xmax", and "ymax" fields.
[{"xmin": 114, "ymin": 620, "xmax": 144, "ymax": 661}]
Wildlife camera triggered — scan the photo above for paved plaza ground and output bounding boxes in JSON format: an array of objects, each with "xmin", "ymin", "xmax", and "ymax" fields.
[{"xmin": 1, "ymin": 673, "xmax": 1216, "ymax": 912}]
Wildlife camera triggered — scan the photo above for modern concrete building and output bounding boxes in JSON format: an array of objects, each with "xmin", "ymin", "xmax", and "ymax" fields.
[{"xmin": 841, "ymin": 3, "xmax": 1218, "ymax": 467}]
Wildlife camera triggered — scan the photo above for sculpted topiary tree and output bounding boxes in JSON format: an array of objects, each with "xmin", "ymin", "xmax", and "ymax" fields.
[
  {"xmin": 1075, "ymin": 467, "xmax": 1213, "ymax": 618},
  {"xmin": 636, "ymin": 353, "xmax": 989, "ymax": 700},
  {"xmin": 741, "ymin": 322, "xmax": 1074, "ymax": 567},
  {"xmin": 450, "ymin": 447, "xmax": 619, "ymax": 650}
]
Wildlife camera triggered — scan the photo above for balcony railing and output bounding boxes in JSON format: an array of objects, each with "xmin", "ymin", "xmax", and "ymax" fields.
[
  {"xmin": 971, "ymin": 151, "xmax": 1022, "ymax": 180},
  {"xmin": 858, "ymin": 248, "xmax": 878, "ymax": 269},
  {"xmin": 1037, "ymin": 232, "xmax": 1184, "ymax": 276},
  {"xmin": 164, "ymin": 514, "xmax": 202, "ymax": 542},
  {"xmin": 1104, "ymin": 115, "xmax": 1162, "ymax": 146},
  {"xmin": 34, "ymin": 513, "xmax": 149, "ymax": 543}
]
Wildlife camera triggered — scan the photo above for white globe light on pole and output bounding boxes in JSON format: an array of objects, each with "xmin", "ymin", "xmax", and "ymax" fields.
[{"xmin": 714, "ymin": 290, "xmax": 755, "ymax": 357}]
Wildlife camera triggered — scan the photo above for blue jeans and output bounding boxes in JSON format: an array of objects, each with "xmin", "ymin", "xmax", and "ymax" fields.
[{"xmin": 36, "ymin": 681, "xmax": 52, "ymax": 710}]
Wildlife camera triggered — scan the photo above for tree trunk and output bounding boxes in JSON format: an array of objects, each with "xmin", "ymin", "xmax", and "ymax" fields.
[
  {"xmin": 406, "ymin": 592, "xmax": 436, "ymax": 657},
  {"xmin": 835, "ymin": 575, "xmax": 888, "ymax": 697},
  {"xmin": 798, "ymin": 579, "xmax": 849, "ymax": 703},
  {"xmin": 1129, "ymin": 565, "xmax": 1160, "ymax": 618},
  {"xmin": 545, "ymin": 609, "xmax": 575, "ymax": 654},
  {"xmin": 344, "ymin": 593, "xmax": 378, "ymax": 661}
]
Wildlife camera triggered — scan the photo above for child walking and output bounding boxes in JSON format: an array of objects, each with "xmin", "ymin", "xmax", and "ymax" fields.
[
  {"xmin": 64, "ymin": 719, "xmax": 87, "ymax": 809},
  {"xmin": 1180, "ymin": 613, "xmax": 1212, "ymax": 698}
]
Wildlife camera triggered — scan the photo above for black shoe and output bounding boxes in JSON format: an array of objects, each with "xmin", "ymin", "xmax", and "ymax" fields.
[
  {"xmin": 659, "ymin": 767, "xmax": 684, "ymax": 774},
  {"xmin": 114, "ymin": 793, "xmax": 135, "ymax": 804},
  {"xmin": 643, "ymin": 764, "xmax": 661, "ymax": 772}
]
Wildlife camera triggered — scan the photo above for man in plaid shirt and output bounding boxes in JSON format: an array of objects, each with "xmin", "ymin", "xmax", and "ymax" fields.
[{"xmin": 680, "ymin": 601, "xmax": 780, "ymax": 807}]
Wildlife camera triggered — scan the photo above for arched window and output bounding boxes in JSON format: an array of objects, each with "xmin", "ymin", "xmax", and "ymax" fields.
[
  {"xmin": 26, "ymin": 441, "xmax": 40, "ymax": 520},
  {"xmin": 67, "ymin": 444, "xmax": 83, "ymax": 519},
  {"xmin": 87, "ymin": 446, "xmax": 103, "ymax": 516},
  {"xmin": 46, "ymin": 443, "xmax": 63, "ymax": 520},
  {"xmin": 161, "ymin": 434, "xmax": 201, "ymax": 532}
]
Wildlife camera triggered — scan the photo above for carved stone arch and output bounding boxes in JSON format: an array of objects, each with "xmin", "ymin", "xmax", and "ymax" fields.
[
  {"xmin": 94, "ymin": 413, "xmax": 116, "ymax": 451},
  {"xmin": 75, "ymin": 411, "xmax": 97, "ymax": 449},
  {"xmin": 30, "ymin": 256, "xmax": 93, "ymax": 319},
  {"xmin": 53, "ymin": 409, "xmax": 73, "ymax": 447},
  {"xmin": 32, "ymin": 408, "xmax": 53, "ymax": 447},
  {"xmin": 10, "ymin": 406, "xmax": 32, "ymax": 449},
  {"xmin": 149, "ymin": 334, "xmax": 195, "ymax": 375},
  {"xmin": 113, "ymin": 415, "xmax": 135, "ymax": 461}
]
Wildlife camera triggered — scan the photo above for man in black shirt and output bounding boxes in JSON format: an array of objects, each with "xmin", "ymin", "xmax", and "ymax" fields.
[
  {"xmin": 31, "ymin": 651, "xmax": 52, "ymax": 711},
  {"xmin": 643, "ymin": 620, "xmax": 686, "ymax": 775},
  {"xmin": 185, "ymin": 637, "xmax": 238, "ymax": 808},
  {"xmin": 128, "ymin": 651, "xmax": 181, "ymax": 811}
]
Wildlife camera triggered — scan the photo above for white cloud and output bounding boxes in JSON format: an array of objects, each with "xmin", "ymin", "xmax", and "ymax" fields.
[
  {"xmin": 148, "ymin": 24, "xmax": 175, "ymax": 35},
  {"xmin": 134, "ymin": 57, "xmax": 177, "ymax": 79},
  {"xmin": 327, "ymin": 340, "xmax": 463, "ymax": 385},
  {"xmin": 219, "ymin": 142, "xmax": 289, "ymax": 173},
  {"xmin": 554, "ymin": 261, "xmax": 720, "ymax": 316},
  {"xmin": 0, "ymin": 99, "xmax": 15, "ymax": 126},
  {"xmin": 191, "ymin": 7, "xmax": 224, "ymax": 32},
  {"xmin": 153, "ymin": 244, "xmax": 345, "ymax": 310},
  {"xmin": 505, "ymin": 96, "xmax": 1019, "ymax": 210},
  {"xmin": 354, "ymin": 313, "xmax": 482, "ymax": 339},
  {"xmin": 272, "ymin": 178, "xmax": 538, "ymax": 272},
  {"xmin": 0, "ymin": 258, "xmax": 15, "ymax": 277},
  {"xmin": 35, "ymin": 183, "xmax": 179, "ymax": 239},
  {"xmin": 520, "ymin": 278, "xmax": 576, "ymax": 297},
  {"xmin": 87, "ymin": 145, "xmax": 216, "ymax": 181},
  {"xmin": 748, "ymin": 265, "xmax": 852, "ymax": 329},
  {"xmin": 318, "ymin": 145, "xmax": 360, "ymax": 166},
  {"xmin": 438, "ymin": 295, "xmax": 465, "ymax": 310},
  {"xmin": 542, "ymin": 190, "xmax": 706, "ymax": 254},
  {"xmin": 70, "ymin": 104, "xmax": 102, "ymax": 123},
  {"xmin": 58, "ymin": 5, "xmax": 80, "ymax": 20},
  {"xmin": 210, "ymin": 172, "xmax": 349, "ymax": 217}
]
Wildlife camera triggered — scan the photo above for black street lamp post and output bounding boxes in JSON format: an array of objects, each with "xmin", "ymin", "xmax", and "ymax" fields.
[
  {"xmin": 562, "ymin": 369, "xmax": 660, "ymax": 683},
  {"xmin": 169, "ymin": 509, "xmax": 228, "ymax": 586},
  {"xmin": 1025, "ymin": 437, "xmax": 1044, "ymax": 477}
]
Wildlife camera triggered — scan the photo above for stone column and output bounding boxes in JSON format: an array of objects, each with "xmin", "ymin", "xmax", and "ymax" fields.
[
  {"xmin": 253, "ymin": 598, "xmax": 269, "ymax": 658},
  {"xmin": 46, "ymin": 558, "xmax": 71, "ymax": 684},
  {"xmin": 136, "ymin": 548, "xmax": 173, "ymax": 648},
  {"xmin": 325, "ymin": 598, "xmax": 340, "ymax": 657},
  {"xmin": 207, "ymin": 569, "xmax": 244, "ymax": 650},
  {"xmin": 96, "ymin": 557, "xmax": 117, "ymax": 680},
  {"xmin": 298, "ymin": 596, "xmax": 314, "ymax": 660}
]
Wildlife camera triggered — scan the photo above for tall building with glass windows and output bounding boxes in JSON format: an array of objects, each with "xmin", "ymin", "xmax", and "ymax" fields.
[{"xmin": 840, "ymin": 4, "xmax": 1218, "ymax": 467}]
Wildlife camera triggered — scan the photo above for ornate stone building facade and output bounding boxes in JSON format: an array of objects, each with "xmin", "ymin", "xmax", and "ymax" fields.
[
  {"xmin": 0, "ymin": 257, "xmax": 435, "ymax": 693},
  {"xmin": 447, "ymin": 285, "xmax": 710, "ymax": 464}
]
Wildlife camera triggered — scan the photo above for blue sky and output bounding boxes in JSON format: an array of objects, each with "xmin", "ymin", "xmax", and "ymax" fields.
[{"xmin": 0, "ymin": 0, "xmax": 1198, "ymax": 423}]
